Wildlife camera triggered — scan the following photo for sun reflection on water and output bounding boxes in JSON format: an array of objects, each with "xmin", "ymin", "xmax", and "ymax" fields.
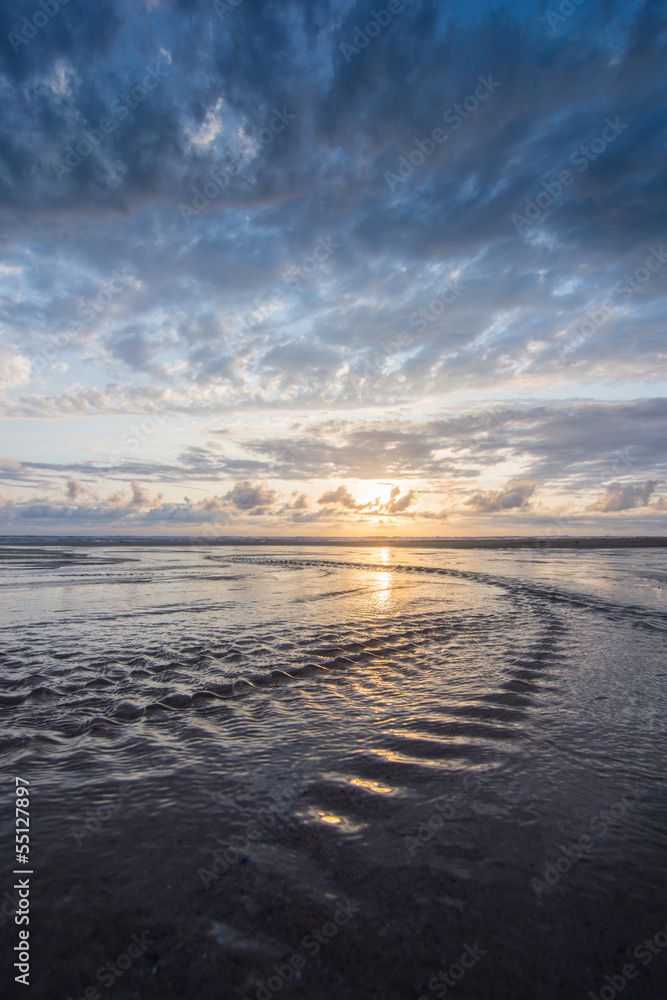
[{"xmin": 373, "ymin": 553, "xmax": 393, "ymax": 609}]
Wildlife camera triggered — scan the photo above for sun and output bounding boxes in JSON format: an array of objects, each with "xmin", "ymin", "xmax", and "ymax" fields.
[{"xmin": 353, "ymin": 481, "xmax": 400, "ymax": 507}]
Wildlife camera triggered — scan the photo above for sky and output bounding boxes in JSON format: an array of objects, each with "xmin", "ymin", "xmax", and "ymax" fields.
[{"xmin": 0, "ymin": 0, "xmax": 665, "ymax": 537}]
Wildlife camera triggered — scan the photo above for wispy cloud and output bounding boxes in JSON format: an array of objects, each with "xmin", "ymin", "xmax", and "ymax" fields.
[{"xmin": 0, "ymin": 0, "xmax": 665, "ymax": 534}]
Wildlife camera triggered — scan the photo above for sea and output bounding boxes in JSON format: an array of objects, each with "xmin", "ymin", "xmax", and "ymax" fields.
[{"xmin": 0, "ymin": 540, "xmax": 666, "ymax": 1000}]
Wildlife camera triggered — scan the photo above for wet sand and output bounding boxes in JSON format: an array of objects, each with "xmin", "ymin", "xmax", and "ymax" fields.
[
  {"xmin": 15, "ymin": 772, "xmax": 667, "ymax": 1000},
  {"xmin": 1, "ymin": 543, "xmax": 666, "ymax": 999},
  {"xmin": 1, "ymin": 534, "xmax": 667, "ymax": 549}
]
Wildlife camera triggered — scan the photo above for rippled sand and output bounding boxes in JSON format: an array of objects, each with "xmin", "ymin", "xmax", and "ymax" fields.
[{"xmin": 0, "ymin": 543, "xmax": 666, "ymax": 999}]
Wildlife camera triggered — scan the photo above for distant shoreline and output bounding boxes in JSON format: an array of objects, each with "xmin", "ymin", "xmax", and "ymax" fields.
[{"xmin": 1, "ymin": 535, "xmax": 667, "ymax": 549}]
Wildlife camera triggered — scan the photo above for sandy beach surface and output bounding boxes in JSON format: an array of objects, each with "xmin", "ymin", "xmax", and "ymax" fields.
[{"xmin": 1, "ymin": 542, "xmax": 666, "ymax": 999}]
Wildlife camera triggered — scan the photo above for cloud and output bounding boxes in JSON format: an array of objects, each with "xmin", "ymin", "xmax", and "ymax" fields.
[
  {"xmin": 318, "ymin": 483, "xmax": 419, "ymax": 518},
  {"xmin": 237, "ymin": 399, "xmax": 667, "ymax": 486},
  {"xmin": 318, "ymin": 485, "xmax": 360, "ymax": 510},
  {"xmin": 1, "ymin": 399, "xmax": 665, "ymax": 501},
  {"xmin": 194, "ymin": 495, "xmax": 227, "ymax": 512},
  {"xmin": 58, "ymin": 479, "xmax": 164, "ymax": 509},
  {"xmin": 465, "ymin": 480, "xmax": 537, "ymax": 513},
  {"xmin": 385, "ymin": 485, "xmax": 418, "ymax": 514},
  {"xmin": 66, "ymin": 478, "xmax": 89, "ymax": 501},
  {"xmin": 0, "ymin": 0, "xmax": 666, "ymax": 535},
  {"xmin": 225, "ymin": 480, "xmax": 278, "ymax": 510},
  {"xmin": 586, "ymin": 480, "xmax": 661, "ymax": 512},
  {"xmin": 0, "ymin": 0, "xmax": 664, "ymax": 424},
  {"xmin": 129, "ymin": 480, "xmax": 163, "ymax": 507},
  {"xmin": 0, "ymin": 346, "xmax": 31, "ymax": 389}
]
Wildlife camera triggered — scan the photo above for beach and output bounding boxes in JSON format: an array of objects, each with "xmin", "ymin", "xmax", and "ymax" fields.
[{"xmin": 1, "ymin": 541, "xmax": 666, "ymax": 999}]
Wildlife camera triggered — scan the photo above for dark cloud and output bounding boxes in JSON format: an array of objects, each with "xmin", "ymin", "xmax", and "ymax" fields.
[
  {"xmin": 0, "ymin": 0, "xmax": 123, "ymax": 85},
  {"xmin": 240, "ymin": 399, "xmax": 667, "ymax": 485},
  {"xmin": 129, "ymin": 480, "xmax": 163, "ymax": 508},
  {"xmin": 465, "ymin": 480, "xmax": 537, "ymax": 513},
  {"xmin": 65, "ymin": 477, "xmax": 88, "ymax": 500},
  {"xmin": 1, "ymin": 399, "xmax": 666, "ymax": 492},
  {"xmin": 1, "ymin": 0, "xmax": 666, "ymax": 533},
  {"xmin": 225, "ymin": 480, "xmax": 278, "ymax": 510},
  {"xmin": 586, "ymin": 479, "xmax": 660, "ymax": 512}
]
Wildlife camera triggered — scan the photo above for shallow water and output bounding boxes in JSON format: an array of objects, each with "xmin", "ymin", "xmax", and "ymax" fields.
[{"xmin": 1, "ymin": 543, "xmax": 666, "ymax": 999}]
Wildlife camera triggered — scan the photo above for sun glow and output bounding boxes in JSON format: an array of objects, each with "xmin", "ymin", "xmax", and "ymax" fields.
[{"xmin": 354, "ymin": 481, "xmax": 401, "ymax": 507}]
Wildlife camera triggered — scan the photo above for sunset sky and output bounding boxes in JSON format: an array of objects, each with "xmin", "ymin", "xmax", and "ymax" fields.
[{"xmin": 0, "ymin": 0, "xmax": 665, "ymax": 536}]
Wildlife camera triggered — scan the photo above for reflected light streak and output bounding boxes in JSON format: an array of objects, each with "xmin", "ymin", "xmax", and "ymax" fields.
[{"xmin": 373, "ymin": 567, "xmax": 392, "ymax": 609}]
